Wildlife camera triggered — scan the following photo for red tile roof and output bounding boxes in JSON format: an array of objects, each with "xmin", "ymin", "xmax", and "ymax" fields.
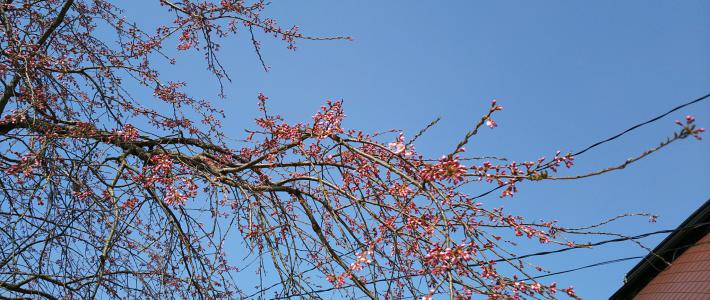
[
  {"xmin": 635, "ymin": 233, "xmax": 710, "ymax": 299},
  {"xmin": 610, "ymin": 199, "xmax": 710, "ymax": 299}
]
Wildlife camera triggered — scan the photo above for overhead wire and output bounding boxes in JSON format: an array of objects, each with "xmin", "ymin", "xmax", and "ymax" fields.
[
  {"xmin": 262, "ymin": 221, "xmax": 710, "ymax": 299},
  {"xmin": 472, "ymin": 91, "xmax": 710, "ymax": 199},
  {"xmin": 253, "ymin": 93, "xmax": 710, "ymax": 298}
]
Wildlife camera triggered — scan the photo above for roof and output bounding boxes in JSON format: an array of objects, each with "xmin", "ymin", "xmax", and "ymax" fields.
[{"xmin": 610, "ymin": 198, "xmax": 710, "ymax": 299}]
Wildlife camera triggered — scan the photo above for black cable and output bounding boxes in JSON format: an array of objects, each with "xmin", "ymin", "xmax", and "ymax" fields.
[
  {"xmin": 524, "ymin": 256, "xmax": 643, "ymax": 281},
  {"xmin": 571, "ymin": 91, "xmax": 710, "ymax": 157},
  {"xmin": 472, "ymin": 91, "xmax": 710, "ymax": 200},
  {"xmin": 398, "ymin": 256, "xmax": 645, "ymax": 300},
  {"xmin": 484, "ymin": 229, "xmax": 674, "ymax": 264},
  {"xmin": 413, "ymin": 237, "xmax": 710, "ymax": 299},
  {"xmin": 475, "ymin": 222, "xmax": 710, "ymax": 268},
  {"xmin": 264, "ymin": 223, "xmax": 706, "ymax": 299}
]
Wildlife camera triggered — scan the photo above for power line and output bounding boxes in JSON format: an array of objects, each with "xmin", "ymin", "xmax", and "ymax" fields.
[
  {"xmin": 399, "ymin": 256, "xmax": 643, "ymax": 300},
  {"xmin": 472, "ymin": 91, "xmax": 710, "ymax": 199},
  {"xmin": 523, "ymin": 256, "xmax": 642, "ymax": 281},
  {"xmin": 261, "ymin": 223, "xmax": 701, "ymax": 299},
  {"xmin": 571, "ymin": 91, "xmax": 710, "ymax": 157}
]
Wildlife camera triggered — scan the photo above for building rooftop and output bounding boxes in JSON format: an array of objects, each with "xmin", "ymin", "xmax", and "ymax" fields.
[{"xmin": 610, "ymin": 198, "xmax": 710, "ymax": 299}]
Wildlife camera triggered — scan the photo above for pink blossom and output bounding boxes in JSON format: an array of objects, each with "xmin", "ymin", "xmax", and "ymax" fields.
[{"xmin": 486, "ymin": 117, "xmax": 497, "ymax": 128}]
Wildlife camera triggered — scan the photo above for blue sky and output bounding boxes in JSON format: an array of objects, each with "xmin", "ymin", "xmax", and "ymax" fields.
[{"xmin": 127, "ymin": 1, "xmax": 710, "ymax": 298}]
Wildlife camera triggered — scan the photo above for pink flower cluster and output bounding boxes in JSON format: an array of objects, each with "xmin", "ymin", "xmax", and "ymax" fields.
[
  {"xmin": 349, "ymin": 251, "xmax": 373, "ymax": 272},
  {"xmin": 423, "ymin": 243, "xmax": 476, "ymax": 275},
  {"xmin": 5, "ymin": 153, "xmax": 40, "ymax": 183},
  {"xmin": 177, "ymin": 29, "xmax": 194, "ymax": 50},
  {"xmin": 325, "ymin": 250, "xmax": 375, "ymax": 288},
  {"xmin": 420, "ymin": 157, "xmax": 467, "ymax": 184},
  {"xmin": 153, "ymin": 81, "xmax": 188, "ymax": 105},
  {"xmin": 676, "ymin": 115, "xmax": 705, "ymax": 140},
  {"xmin": 71, "ymin": 190, "xmax": 94, "ymax": 201},
  {"xmin": 485, "ymin": 99, "xmax": 504, "ymax": 128},
  {"xmin": 499, "ymin": 214, "xmax": 555, "ymax": 243},
  {"xmin": 389, "ymin": 183, "xmax": 413, "ymax": 198},
  {"xmin": 134, "ymin": 154, "xmax": 198, "ymax": 206},
  {"xmin": 548, "ymin": 151, "xmax": 575, "ymax": 172},
  {"xmin": 326, "ymin": 273, "xmax": 346, "ymax": 288},
  {"xmin": 311, "ymin": 100, "xmax": 345, "ymax": 137},
  {"xmin": 388, "ymin": 134, "xmax": 413, "ymax": 156},
  {"xmin": 113, "ymin": 123, "xmax": 139, "ymax": 141}
]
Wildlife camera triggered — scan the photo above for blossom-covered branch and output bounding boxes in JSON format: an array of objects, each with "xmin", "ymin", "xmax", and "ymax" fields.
[{"xmin": 0, "ymin": 1, "xmax": 703, "ymax": 300}]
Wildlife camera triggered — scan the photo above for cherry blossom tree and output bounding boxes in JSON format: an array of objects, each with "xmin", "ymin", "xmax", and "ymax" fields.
[{"xmin": 0, "ymin": 1, "xmax": 704, "ymax": 299}]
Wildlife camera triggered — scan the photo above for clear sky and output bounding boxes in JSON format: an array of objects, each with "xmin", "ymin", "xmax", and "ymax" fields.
[{"xmin": 125, "ymin": 1, "xmax": 710, "ymax": 298}]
